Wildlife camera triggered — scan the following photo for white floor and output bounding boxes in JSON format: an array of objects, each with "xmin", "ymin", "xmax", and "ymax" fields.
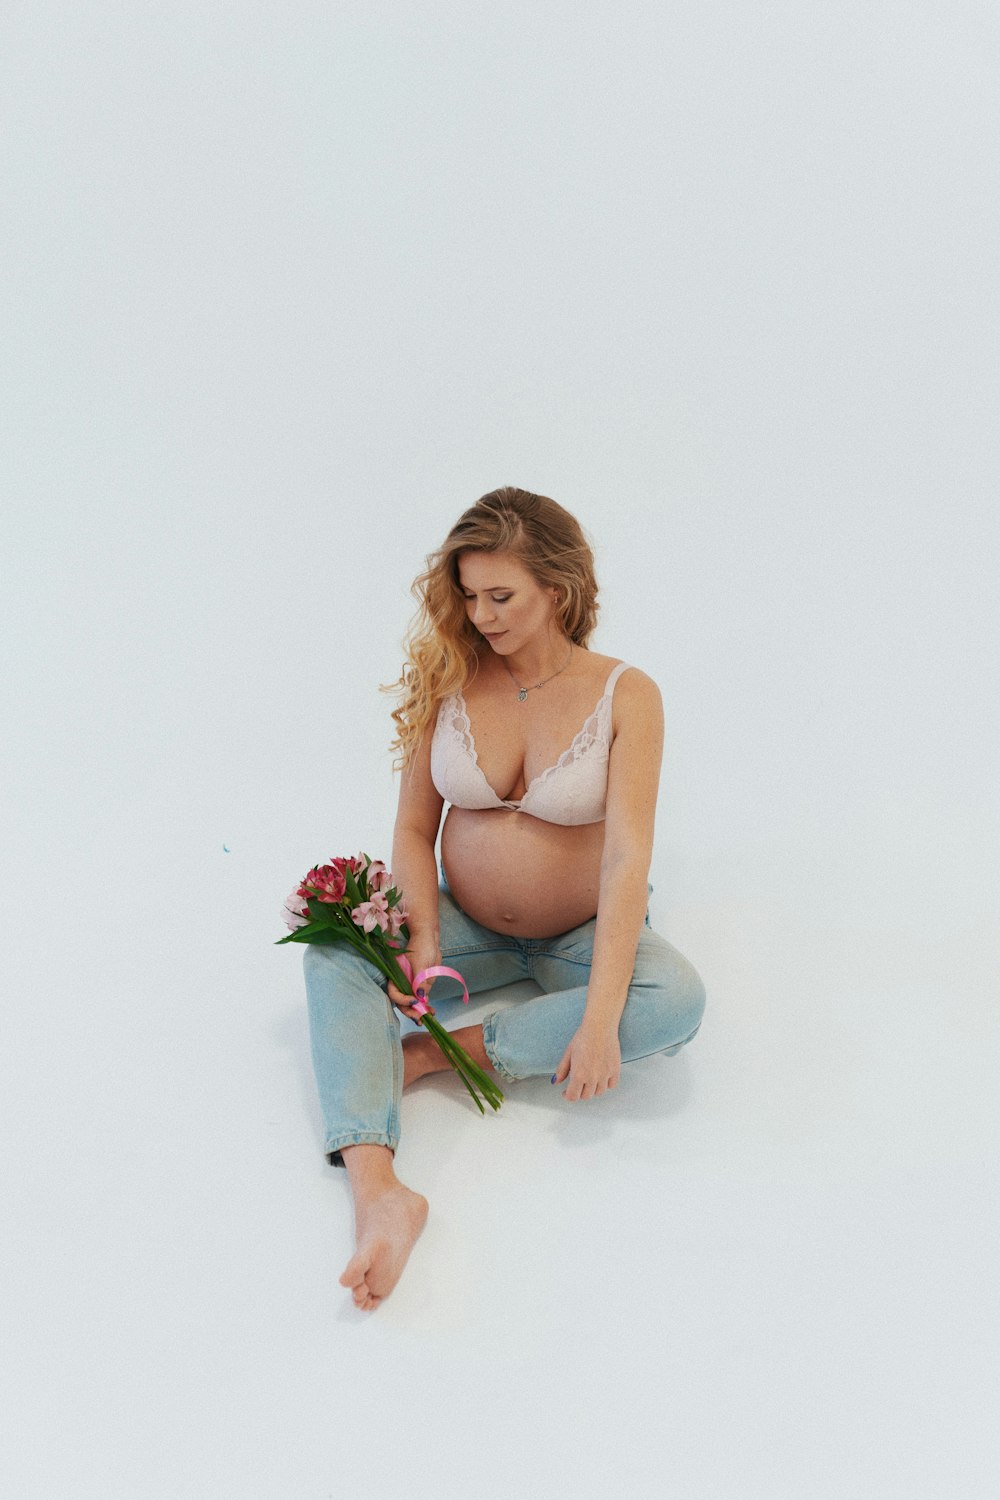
[
  {"xmin": 4, "ymin": 834, "xmax": 996, "ymax": 1499},
  {"xmin": 4, "ymin": 3, "xmax": 998, "ymax": 1492}
]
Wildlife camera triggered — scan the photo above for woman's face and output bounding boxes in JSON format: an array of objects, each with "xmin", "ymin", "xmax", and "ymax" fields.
[{"xmin": 456, "ymin": 550, "xmax": 562, "ymax": 652}]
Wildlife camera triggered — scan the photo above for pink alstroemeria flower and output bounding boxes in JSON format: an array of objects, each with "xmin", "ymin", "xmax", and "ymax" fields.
[
  {"xmin": 385, "ymin": 902, "xmax": 408, "ymax": 938},
  {"xmin": 281, "ymin": 890, "xmax": 311, "ymax": 931},
  {"xmin": 352, "ymin": 891, "xmax": 390, "ymax": 934}
]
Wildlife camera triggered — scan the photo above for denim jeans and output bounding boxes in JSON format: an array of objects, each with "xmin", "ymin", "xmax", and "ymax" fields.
[{"xmin": 304, "ymin": 864, "xmax": 707, "ymax": 1166}]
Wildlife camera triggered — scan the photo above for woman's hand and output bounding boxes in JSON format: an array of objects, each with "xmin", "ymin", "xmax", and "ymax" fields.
[
  {"xmin": 386, "ymin": 936, "xmax": 441, "ymax": 1022},
  {"xmin": 552, "ymin": 1021, "xmax": 622, "ymax": 1101}
]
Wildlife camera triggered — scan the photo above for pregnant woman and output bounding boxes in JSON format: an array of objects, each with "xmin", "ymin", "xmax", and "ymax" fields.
[{"xmin": 304, "ymin": 485, "xmax": 707, "ymax": 1311}]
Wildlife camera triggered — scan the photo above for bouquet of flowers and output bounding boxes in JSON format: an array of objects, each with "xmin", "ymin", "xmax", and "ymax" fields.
[{"xmin": 276, "ymin": 852, "xmax": 503, "ymax": 1115}]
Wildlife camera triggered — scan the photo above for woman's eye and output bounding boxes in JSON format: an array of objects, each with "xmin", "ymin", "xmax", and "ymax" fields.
[{"xmin": 464, "ymin": 595, "xmax": 511, "ymax": 603}]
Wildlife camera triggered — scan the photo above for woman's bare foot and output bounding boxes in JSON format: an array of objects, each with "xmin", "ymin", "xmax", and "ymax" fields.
[{"xmin": 339, "ymin": 1183, "xmax": 429, "ymax": 1311}]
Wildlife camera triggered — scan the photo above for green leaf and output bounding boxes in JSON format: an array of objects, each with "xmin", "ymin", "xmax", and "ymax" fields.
[
  {"xmin": 305, "ymin": 898, "xmax": 345, "ymax": 922},
  {"xmin": 274, "ymin": 926, "xmax": 346, "ymax": 946},
  {"xmin": 294, "ymin": 915, "xmax": 345, "ymax": 937},
  {"xmin": 343, "ymin": 865, "xmax": 363, "ymax": 908}
]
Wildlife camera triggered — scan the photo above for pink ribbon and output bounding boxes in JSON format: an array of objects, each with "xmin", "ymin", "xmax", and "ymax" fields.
[{"xmin": 394, "ymin": 954, "xmax": 470, "ymax": 1018}]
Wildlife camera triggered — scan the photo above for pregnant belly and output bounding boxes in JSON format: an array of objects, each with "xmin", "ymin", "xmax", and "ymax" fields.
[{"xmin": 440, "ymin": 805, "xmax": 606, "ymax": 937}]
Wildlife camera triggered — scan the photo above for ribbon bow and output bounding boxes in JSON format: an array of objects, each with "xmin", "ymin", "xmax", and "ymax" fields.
[{"xmin": 395, "ymin": 954, "xmax": 470, "ymax": 1018}]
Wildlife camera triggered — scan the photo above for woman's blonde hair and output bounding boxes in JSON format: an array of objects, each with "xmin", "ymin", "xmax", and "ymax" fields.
[{"xmin": 380, "ymin": 485, "xmax": 601, "ymax": 776}]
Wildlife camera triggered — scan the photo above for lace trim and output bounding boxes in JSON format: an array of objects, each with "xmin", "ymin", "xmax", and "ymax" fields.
[
  {"xmin": 446, "ymin": 688, "xmax": 613, "ymax": 806},
  {"xmin": 441, "ymin": 694, "xmax": 478, "ymax": 762}
]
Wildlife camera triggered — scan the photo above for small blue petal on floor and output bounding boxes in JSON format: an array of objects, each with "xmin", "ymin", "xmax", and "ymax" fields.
[{"xmin": 223, "ymin": 845, "xmax": 230, "ymax": 852}]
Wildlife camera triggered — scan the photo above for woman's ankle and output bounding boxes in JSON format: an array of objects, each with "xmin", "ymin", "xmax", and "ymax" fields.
[
  {"xmin": 341, "ymin": 1142, "xmax": 399, "ymax": 1198},
  {"xmin": 402, "ymin": 1029, "xmax": 447, "ymax": 1085}
]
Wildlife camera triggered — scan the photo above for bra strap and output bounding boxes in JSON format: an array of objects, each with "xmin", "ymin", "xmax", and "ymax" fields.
[{"xmin": 604, "ymin": 661, "xmax": 633, "ymax": 696}]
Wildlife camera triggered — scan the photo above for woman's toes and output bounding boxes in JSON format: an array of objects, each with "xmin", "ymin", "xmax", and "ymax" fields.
[{"xmin": 339, "ymin": 1250, "xmax": 368, "ymax": 1289}]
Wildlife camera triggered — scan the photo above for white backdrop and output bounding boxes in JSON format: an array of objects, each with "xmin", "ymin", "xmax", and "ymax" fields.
[{"xmin": 3, "ymin": 3, "xmax": 998, "ymax": 1497}]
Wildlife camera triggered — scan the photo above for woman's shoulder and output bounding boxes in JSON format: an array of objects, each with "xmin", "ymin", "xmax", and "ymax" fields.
[
  {"xmin": 606, "ymin": 659, "xmax": 662, "ymax": 739},
  {"xmin": 589, "ymin": 652, "xmax": 657, "ymax": 690}
]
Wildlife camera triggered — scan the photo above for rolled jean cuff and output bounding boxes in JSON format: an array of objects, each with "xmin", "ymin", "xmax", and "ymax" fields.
[
  {"xmin": 325, "ymin": 1130, "xmax": 399, "ymax": 1168},
  {"xmin": 481, "ymin": 1011, "xmax": 520, "ymax": 1083}
]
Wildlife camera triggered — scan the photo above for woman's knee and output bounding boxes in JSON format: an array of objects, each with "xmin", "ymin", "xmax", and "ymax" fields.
[
  {"xmin": 625, "ymin": 954, "xmax": 707, "ymax": 1049},
  {"xmin": 302, "ymin": 940, "xmax": 384, "ymax": 988},
  {"xmin": 303, "ymin": 942, "xmax": 341, "ymax": 978},
  {"xmin": 676, "ymin": 958, "xmax": 707, "ymax": 1033}
]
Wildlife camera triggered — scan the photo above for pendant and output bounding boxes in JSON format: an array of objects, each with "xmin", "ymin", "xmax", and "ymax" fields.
[{"xmin": 518, "ymin": 688, "xmax": 528, "ymax": 701}]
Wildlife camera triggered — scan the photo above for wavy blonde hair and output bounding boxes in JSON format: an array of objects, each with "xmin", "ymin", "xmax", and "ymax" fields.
[{"xmin": 380, "ymin": 485, "xmax": 601, "ymax": 776}]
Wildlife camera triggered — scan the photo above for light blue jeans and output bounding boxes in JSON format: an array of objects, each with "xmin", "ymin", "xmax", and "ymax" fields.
[{"xmin": 304, "ymin": 865, "xmax": 707, "ymax": 1166}]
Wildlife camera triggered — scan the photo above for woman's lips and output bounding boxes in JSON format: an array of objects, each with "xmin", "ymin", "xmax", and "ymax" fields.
[{"xmin": 484, "ymin": 631, "xmax": 506, "ymax": 640}]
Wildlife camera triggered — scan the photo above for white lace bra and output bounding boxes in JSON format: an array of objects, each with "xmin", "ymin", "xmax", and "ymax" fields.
[{"xmin": 430, "ymin": 660, "xmax": 634, "ymax": 826}]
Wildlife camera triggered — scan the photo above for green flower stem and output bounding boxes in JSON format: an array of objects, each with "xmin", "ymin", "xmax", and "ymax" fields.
[
  {"xmin": 293, "ymin": 910, "xmax": 505, "ymax": 1114},
  {"xmin": 421, "ymin": 1015, "xmax": 504, "ymax": 1113},
  {"xmin": 421, "ymin": 1014, "xmax": 503, "ymax": 1108},
  {"xmin": 423, "ymin": 1018, "xmax": 493, "ymax": 1084},
  {"xmin": 362, "ymin": 943, "xmax": 504, "ymax": 1110},
  {"xmin": 422, "ymin": 1013, "xmax": 493, "ymax": 1081},
  {"xmin": 437, "ymin": 1052, "xmax": 486, "ymax": 1114}
]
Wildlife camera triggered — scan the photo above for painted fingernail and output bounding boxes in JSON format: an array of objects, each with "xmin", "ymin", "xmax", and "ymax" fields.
[{"xmin": 551, "ymin": 1074, "xmax": 557, "ymax": 1083}]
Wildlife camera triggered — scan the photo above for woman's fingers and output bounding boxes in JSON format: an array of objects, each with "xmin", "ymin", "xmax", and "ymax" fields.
[{"xmin": 387, "ymin": 988, "xmax": 436, "ymax": 1020}]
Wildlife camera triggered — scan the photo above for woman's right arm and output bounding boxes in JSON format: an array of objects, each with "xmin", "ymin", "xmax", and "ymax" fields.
[{"xmin": 385, "ymin": 719, "xmax": 445, "ymax": 1017}]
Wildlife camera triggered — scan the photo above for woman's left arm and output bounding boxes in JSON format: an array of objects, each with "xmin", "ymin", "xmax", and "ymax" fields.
[{"xmin": 553, "ymin": 670, "xmax": 665, "ymax": 1101}]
